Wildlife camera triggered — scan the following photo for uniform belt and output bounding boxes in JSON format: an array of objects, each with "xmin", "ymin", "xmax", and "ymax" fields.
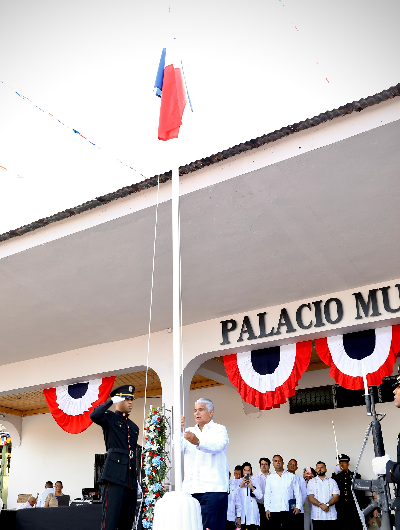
[{"xmin": 107, "ymin": 448, "xmax": 135, "ymax": 459}]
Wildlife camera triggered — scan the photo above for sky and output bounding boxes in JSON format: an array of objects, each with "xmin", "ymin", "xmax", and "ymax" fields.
[{"xmin": 0, "ymin": 0, "xmax": 399, "ymax": 233}]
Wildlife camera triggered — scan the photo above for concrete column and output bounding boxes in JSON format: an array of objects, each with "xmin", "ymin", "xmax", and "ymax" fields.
[{"xmin": 0, "ymin": 414, "xmax": 22, "ymax": 447}]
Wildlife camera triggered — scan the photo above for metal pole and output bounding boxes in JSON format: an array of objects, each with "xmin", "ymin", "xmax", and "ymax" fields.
[
  {"xmin": 0, "ymin": 444, "xmax": 6, "ymax": 504},
  {"xmin": 172, "ymin": 160, "xmax": 182, "ymax": 492},
  {"xmin": 332, "ymin": 420, "xmax": 339, "ymax": 464}
]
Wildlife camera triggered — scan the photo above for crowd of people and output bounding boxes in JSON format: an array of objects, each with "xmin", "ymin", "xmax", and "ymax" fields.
[
  {"xmin": 227, "ymin": 454, "xmax": 378, "ymax": 530},
  {"xmin": 180, "ymin": 397, "xmax": 381, "ymax": 530},
  {"xmin": 17, "ymin": 480, "xmax": 67, "ymax": 509}
]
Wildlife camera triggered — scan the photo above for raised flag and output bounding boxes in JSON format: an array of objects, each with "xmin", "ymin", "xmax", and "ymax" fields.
[{"xmin": 154, "ymin": 47, "xmax": 188, "ymax": 141}]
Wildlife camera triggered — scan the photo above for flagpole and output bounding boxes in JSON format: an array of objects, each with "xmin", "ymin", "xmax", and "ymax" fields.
[
  {"xmin": 152, "ymin": 36, "xmax": 203, "ymax": 530},
  {"xmin": 172, "ymin": 153, "xmax": 182, "ymax": 492},
  {"xmin": 332, "ymin": 420, "xmax": 339, "ymax": 464}
]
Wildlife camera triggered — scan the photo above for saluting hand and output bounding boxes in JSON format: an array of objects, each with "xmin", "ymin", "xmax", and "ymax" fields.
[{"xmin": 112, "ymin": 396, "xmax": 125, "ymax": 404}]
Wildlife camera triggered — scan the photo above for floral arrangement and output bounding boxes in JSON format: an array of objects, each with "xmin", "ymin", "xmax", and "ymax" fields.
[{"xmin": 142, "ymin": 405, "xmax": 168, "ymax": 529}]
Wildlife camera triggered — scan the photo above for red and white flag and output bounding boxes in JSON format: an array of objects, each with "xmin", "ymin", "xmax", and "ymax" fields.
[{"xmin": 154, "ymin": 47, "xmax": 191, "ymax": 141}]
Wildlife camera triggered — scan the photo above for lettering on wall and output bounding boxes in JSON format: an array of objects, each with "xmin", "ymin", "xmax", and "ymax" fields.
[{"xmin": 220, "ymin": 283, "xmax": 400, "ymax": 345}]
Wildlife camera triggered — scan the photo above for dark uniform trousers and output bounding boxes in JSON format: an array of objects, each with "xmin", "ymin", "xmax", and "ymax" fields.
[
  {"xmin": 334, "ymin": 470, "xmax": 363, "ymax": 530},
  {"xmin": 90, "ymin": 400, "xmax": 139, "ymax": 530},
  {"xmin": 101, "ymin": 482, "xmax": 137, "ymax": 530}
]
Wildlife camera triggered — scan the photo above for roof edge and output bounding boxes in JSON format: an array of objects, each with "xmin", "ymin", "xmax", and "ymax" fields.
[{"xmin": 1, "ymin": 82, "xmax": 400, "ymax": 243}]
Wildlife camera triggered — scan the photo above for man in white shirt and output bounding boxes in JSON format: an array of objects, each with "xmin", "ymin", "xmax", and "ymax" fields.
[
  {"xmin": 264, "ymin": 454, "xmax": 302, "ymax": 529},
  {"xmin": 287, "ymin": 459, "xmax": 307, "ymax": 530},
  {"xmin": 37, "ymin": 481, "xmax": 54, "ymax": 508},
  {"xmin": 253, "ymin": 457, "xmax": 270, "ymax": 529},
  {"xmin": 307, "ymin": 461, "xmax": 340, "ymax": 529},
  {"xmin": 227, "ymin": 472, "xmax": 242, "ymax": 530},
  {"xmin": 181, "ymin": 398, "xmax": 229, "ymax": 530}
]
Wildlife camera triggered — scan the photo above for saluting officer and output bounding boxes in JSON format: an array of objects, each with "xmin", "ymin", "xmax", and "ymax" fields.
[
  {"xmin": 372, "ymin": 371, "xmax": 400, "ymax": 530},
  {"xmin": 334, "ymin": 454, "xmax": 362, "ymax": 529},
  {"xmin": 90, "ymin": 384, "xmax": 139, "ymax": 530}
]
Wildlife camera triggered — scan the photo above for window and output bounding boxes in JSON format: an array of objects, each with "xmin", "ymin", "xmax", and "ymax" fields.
[
  {"xmin": 289, "ymin": 376, "xmax": 396, "ymax": 414},
  {"xmin": 289, "ymin": 385, "xmax": 334, "ymax": 414},
  {"xmin": 334, "ymin": 386, "xmax": 365, "ymax": 409}
]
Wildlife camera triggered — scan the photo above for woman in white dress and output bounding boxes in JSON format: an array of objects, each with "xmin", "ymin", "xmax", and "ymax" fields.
[{"xmin": 238, "ymin": 462, "xmax": 263, "ymax": 530}]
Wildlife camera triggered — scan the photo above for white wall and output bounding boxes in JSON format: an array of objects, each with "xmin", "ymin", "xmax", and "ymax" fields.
[
  {"xmin": 6, "ymin": 397, "xmax": 162, "ymax": 509},
  {"xmin": 7, "ymin": 367, "xmax": 400, "ymax": 509},
  {"xmin": 188, "ymin": 367, "xmax": 400, "ymax": 483}
]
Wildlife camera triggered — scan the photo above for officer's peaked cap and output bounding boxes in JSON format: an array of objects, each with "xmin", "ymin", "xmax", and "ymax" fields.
[
  {"xmin": 338, "ymin": 454, "xmax": 350, "ymax": 462},
  {"xmin": 392, "ymin": 366, "xmax": 400, "ymax": 390},
  {"xmin": 110, "ymin": 384, "xmax": 135, "ymax": 399}
]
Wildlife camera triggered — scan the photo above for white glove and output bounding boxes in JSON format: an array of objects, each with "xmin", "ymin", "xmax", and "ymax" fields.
[
  {"xmin": 372, "ymin": 455, "xmax": 391, "ymax": 476},
  {"xmin": 111, "ymin": 396, "xmax": 125, "ymax": 404}
]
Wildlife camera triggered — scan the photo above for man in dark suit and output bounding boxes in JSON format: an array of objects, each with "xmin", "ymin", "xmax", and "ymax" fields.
[{"xmin": 90, "ymin": 384, "xmax": 139, "ymax": 530}]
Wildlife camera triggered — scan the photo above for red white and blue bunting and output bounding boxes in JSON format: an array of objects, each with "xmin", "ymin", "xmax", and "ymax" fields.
[
  {"xmin": 315, "ymin": 325, "xmax": 400, "ymax": 390},
  {"xmin": 224, "ymin": 341, "xmax": 312, "ymax": 410},
  {"xmin": 43, "ymin": 377, "xmax": 116, "ymax": 434}
]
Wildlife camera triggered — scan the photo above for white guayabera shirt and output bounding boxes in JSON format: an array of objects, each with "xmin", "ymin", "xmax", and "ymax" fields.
[
  {"xmin": 227, "ymin": 478, "xmax": 242, "ymax": 522},
  {"xmin": 252, "ymin": 471, "xmax": 269, "ymax": 504},
  {"xmin": 292, "ymin": 474, "xmax": 307, "ymax": 513},
  {"xmin": 264, "ymin": 470, "xmax": 302, "ymax": 512},
  {"xmin": 307, "ymin": 476, "xmax": 340, "ymax": 520},
  {"xmin": 181, "ymin": 420, "xmax": 229, "ymax": 493}
]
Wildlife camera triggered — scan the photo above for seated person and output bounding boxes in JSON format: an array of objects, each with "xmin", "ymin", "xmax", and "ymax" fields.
[
  {"xmin": 44, "ymin": 481, "xmax": 65, "ymax": 507},
  {"xmin": 37, "ymin": 481, "xmax": 54, "ymax": 507},
  {"xmin": 18, "ymin": 496, "xmax": 36, "ymax": 509}
]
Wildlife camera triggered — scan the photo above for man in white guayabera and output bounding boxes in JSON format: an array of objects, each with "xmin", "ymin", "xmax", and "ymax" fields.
[{"xmin": 181, "ymin": 398, "xmax": 229, "ymax": 530}]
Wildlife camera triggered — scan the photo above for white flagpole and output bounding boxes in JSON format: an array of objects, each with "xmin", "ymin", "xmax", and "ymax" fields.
[
  {"xmin": 172, "ymin": 154, "xmax": 182, "ymax": 492},
  {"xmin": 153, "ymin": 152, "xmax": 203, "ymax": 529},
  {"xmin": 332, "ymin": 420, "xmax": 339, "ymax": 463}
]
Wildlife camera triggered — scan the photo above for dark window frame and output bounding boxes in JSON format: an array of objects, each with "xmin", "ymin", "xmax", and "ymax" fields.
[{"xmin": 289, "ymin": 375, "xmax": 397, "ymax": 414}]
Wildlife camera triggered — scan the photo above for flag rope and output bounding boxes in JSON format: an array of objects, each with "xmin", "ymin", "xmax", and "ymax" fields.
[
  {"xmin": 277, "ymin": 1, "xmax": 331, "ymax": 84},
  {"xmin": 141, "ymin": 174, "xmax": 161, "ymax": 476},
  {"xmin": 0, "ymin": 81, "xmax": 147, "ymax": 179}
]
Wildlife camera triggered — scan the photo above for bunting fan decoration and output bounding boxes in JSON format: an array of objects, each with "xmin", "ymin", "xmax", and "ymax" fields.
[
  {"xmin": 315, "ymin": 325, "xmax": 400, "ymax": 390},
  {"xmin": 43, "ymin": 377, "xmax": 116, "ymax": 434},
  {"xmin": 224, "ymin": 341, "xmax": 312, "ymax": 410}
]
